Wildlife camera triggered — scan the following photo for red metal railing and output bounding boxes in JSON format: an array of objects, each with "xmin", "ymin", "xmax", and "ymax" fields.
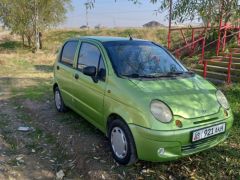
[
  {"xmin": 168, "ymin": 19, "xmax": 240, "ymax": 59},
  {"xmin": 203, "ymin": 52, "xmax": 233, "ymax": 84},
  {"xmin": 168, "ymin": 26, "xmax": 210, "ymax": 51},
  {"xmin": 216, "ymin": 19, "xmax": 240, "ymax": 56},
  {"xmin": 238, "ymin": 21, "xmax": 240, "ymax": 46},
  {"xmin": 173, "ymin": 36, "xmax": 206, "ymax": 63},
  {"xmin": 168, "ymin": 19, "xmax": 240, "ymax": 84}
]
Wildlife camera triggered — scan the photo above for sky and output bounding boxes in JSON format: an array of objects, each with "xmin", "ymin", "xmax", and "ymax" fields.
[{"xmin": 61, "ymin": 0, "xmax": 170, "ymax": 28}]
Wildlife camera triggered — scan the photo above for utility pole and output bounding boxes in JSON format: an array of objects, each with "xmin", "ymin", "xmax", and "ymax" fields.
[
  {"xmin": 167, "ymin": 0, "xmax": 173, "ymax": 49},
  {"xmin": 84, "ymin": 3, "xmax": 89, "ymax": 29}
]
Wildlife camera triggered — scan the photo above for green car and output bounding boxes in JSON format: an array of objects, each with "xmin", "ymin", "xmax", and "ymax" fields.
[{"xmin": 53, "ymin": 36, "xmax": 233, "ymax": 165}]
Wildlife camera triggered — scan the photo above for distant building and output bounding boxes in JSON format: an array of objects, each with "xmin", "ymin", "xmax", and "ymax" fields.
[
  {"xmin": 80, "ymin": 25, "xmax": 88, "ymax": 29},
  {"xmin": 143, "ymin": 21, "xmax": 165, "ymax": 28},
  {"xmin": 95, "ymin": 24, "xmax": 105, "ymax": 29}
]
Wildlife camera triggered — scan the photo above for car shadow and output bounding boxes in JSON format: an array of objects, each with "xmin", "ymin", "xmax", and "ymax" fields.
[{"xmin": 34, "ymin": 65, "xmax": 53, "ymax": 73}]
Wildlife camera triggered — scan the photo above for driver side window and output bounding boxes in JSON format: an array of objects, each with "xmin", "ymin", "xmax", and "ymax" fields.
[{"xmin": 78, "ymin": 42, "xmax": 106, "ymax": 81}]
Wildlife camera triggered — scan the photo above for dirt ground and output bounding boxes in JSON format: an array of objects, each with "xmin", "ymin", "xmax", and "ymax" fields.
[{"xmin": 0, "ymin": 79, "xmax": 126, "ymax": 179}]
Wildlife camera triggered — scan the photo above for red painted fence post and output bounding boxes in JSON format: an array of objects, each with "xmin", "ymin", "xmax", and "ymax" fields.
[
  {"xmin": 175, "ymin": 50, "xmax": 180, "ymax": 59},
  {"xmin": 238, "ymin": 24, "xmax": 240, "ymax": 46},
  {"xmin": 201, "ymin": 38, "xmax": 206, "ymax": 63},
  {"xmin": 227, "ymin": 53, "xmax": 232, "ymax": 84},
  {"xmin": 203, "ymin": 60, "xmax": 207, "ymax": 79}
]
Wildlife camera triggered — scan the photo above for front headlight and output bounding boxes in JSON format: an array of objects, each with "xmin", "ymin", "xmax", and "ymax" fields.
[
  {"xmin": 216, "ymin": 90, "xmax": 229, "ymax": 109},
  {"xmin": 150, "ymin": 100, "xmax": 173, "ymax": 123}
]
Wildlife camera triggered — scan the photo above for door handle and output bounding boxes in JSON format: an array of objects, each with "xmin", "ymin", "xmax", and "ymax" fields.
[
  {"xmin": 56, "ymin": 66, "xmax": 60, "ymax": 70},
  {"xmin": 74, "ymin": 73, "xmax": 79, "ymax": 79}
]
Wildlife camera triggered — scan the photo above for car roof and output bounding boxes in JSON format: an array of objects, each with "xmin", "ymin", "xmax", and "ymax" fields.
[{"xmin": 73, "ymin": 36, "xmax": 148, "ymax": 43}]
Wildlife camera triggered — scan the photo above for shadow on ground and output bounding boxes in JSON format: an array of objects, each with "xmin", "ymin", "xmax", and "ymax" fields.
[
  {"xmin": 0, "ymin": 41, "xmax": 22, "ymax": 50},
  {"xmin": 34, "ymin": 65, "xmax": 53, "ymax": 73}
]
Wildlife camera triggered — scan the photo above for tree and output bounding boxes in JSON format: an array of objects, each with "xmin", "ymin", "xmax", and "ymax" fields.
[
  {"xmin": 130, "ymin": 0, "xmax": 240, "ymax": 25},
  {"xmin": 0, "ymin": 0, "xmax": 71, "ymax": 51},
  {"xmin": 84, "ymin": 0, "xmax": 239, "ymax": 25}
]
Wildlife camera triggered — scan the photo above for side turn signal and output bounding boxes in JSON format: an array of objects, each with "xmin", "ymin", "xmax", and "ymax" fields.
[{"xmin": 175, "ymin": 120, "xmax": 183, "ymax": 128}]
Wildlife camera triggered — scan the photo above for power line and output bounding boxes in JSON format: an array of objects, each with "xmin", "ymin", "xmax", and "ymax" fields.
[{"xmin": 67, "ymin": 9, "xmax": 160, "ymax": 18}]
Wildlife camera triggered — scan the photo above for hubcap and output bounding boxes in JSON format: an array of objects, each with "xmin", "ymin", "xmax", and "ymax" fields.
[
  {"xmin": 111, "ymin": 127, "xmax": 128, "ymax": 159},
  {"xmin": 55, "ymin": 90, "xmax": 61, "ymax": 110}
]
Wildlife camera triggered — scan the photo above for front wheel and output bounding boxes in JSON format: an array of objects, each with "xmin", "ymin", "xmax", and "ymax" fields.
[
  {"xmin": 54, "ymin": 86, "xmax": 67, "ymax": 112},
  {"xmin": 108, "ymin": 119, "xmax": 138, "ymax": 165}
]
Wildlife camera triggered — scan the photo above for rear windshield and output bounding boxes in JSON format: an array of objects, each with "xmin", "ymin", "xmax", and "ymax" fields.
[{"xmin": 103, "ymin": 41, "xmax": 188, "ymax": 78}]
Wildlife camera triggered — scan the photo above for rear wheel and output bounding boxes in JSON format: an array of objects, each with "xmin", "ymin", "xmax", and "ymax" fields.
[
  {"xmin": 54, "ymin": 86, "xmax": 67, "ymax": 112},
  {"xmin": 108, "ymin": 119, "xmax": 138, "ymax": 165}
]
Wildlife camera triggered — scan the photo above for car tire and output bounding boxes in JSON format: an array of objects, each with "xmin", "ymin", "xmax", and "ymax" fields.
[
  {"xmin": 108, "ymin": 119, "xmax": 138, "ymax": 165},
  {"xmin": 54, "ymin": 86, "xmax": 67, "ymax": 112}
]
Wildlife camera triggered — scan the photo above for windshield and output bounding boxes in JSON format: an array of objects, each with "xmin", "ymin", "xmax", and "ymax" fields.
[{"xmin": 103, "ymin": 41, "xmax": 188, "ymax": 78}]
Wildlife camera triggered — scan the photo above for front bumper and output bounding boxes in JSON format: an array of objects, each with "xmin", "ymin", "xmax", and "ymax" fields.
[{"xmin": 129, "ymin": 116, "xmax": 234, "ymax": 162}]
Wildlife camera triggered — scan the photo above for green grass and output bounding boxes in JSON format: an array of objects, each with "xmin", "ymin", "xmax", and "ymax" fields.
[
  {"xmin": 224, "ymin": 84, "xmax": 240, "ymax": 134},
  {"xmin": 0, "ymin": 41, "xmax": 22, "ymax": 50},
  {"xmin": 11, "ymin": 81, "xmax": 52, "ymax": 101},
  {"xmin": 45, "ymin": 133, "xmax": 56, "ymax": 144},
  {"xmin": 0, "ymin": 113, "xmax": 17, "ymax": 152},
  {"xmin": 0, "ymin": 114, "xmax": 9, "ymax": 128},
  {"xmin": 2, "ymin": 130, "xmax": 18, "ymax": 152}
]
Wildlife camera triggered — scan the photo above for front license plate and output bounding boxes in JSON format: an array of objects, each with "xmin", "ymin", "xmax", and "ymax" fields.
[{"xmin": 192, "ymin": 123, "xmax": 226, "ymax": 142}]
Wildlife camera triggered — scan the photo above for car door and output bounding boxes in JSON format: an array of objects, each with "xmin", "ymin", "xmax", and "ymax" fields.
[
  {"xmin": 55, "ymin": 40, "xmax": 79, "ymax": 107},
  {"xmin": 72, "ymin": 41, "xmax": 107, "ymax": 128}
]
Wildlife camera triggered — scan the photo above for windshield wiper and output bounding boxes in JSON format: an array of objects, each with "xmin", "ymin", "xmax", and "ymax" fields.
[
  {"xmin": 167, "ymin": 71, "xmax": 184, "ymax": 75},
  {"xmin": 121, "ymin": 74, "xmax": 158, "ymax": 79},
  {"xmin": 145, "ymin": 72, "xmax": 183, "ymax": 78},
  {"xmin": 121, "ymin": 71, "xmax": 194, "ymax": 79},
  {"xmin": 146, "ymin": 72, "xmax": 185, "ymax": 78},
  {"xmin": 186, "ymin": 71, "xmax": 195, "ymax": 75},
  {"xmin": 164, "ymin": 71, "xmax": 195, "ymax": 77}
]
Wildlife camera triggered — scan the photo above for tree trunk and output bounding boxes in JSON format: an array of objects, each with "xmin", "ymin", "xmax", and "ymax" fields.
[
  {"xmin": 39, "ymin": 32, "xmax": 42, "ymax": 49},
  {"xmin": 35, "ymin": 31, "xmax": 40, "ymax": 51},
  {"xmin": 27, "ymin": 35, "xmax": 31, "ymax": 47},
  {"xmin": 21, "ymin": 34, "xmax": 25, "ymax": 47}
]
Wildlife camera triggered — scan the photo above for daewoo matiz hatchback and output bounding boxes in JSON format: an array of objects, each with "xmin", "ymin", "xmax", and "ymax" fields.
[{"xmin": 53, "ymin": 36, "xmax": 233, "ymax": 165}]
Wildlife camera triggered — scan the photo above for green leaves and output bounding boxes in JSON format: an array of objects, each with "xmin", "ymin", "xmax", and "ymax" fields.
[
  {"xmin": 128, "ymin": 0, "xmax": 240, "ymax": 24},
  {"xmin": 0, "ymin": 0, "xmax": 71, "ymax": 49}
]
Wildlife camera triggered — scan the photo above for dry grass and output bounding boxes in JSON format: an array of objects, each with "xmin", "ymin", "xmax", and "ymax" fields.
[{"xmin": 43, "ymin": 27, "xmax": 183, "ymax": 51}]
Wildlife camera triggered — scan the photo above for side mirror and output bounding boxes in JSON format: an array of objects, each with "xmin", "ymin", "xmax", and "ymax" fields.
[{"xmin": 83, "ymin": 66, "xmax": 96, "ymax": 77}]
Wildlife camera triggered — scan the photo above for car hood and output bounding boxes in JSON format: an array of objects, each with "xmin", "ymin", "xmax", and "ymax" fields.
[{"xmin": 130, "ymin": 75, "xmax": 220, "ymax": 119}]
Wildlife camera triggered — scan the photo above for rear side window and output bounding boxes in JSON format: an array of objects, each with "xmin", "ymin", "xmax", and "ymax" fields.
[
  {"xmin": 78, "ymin": 43, "xmax": 100, "ymax": 71},
  {"xmin": 60, "ymin": 41, "xmax": 78, "ymax": 66}
]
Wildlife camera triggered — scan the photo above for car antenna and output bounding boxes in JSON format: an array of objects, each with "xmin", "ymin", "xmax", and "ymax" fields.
[{"xmin": 128, "ymin": 33, "xmax": 133, "ymax": 41}]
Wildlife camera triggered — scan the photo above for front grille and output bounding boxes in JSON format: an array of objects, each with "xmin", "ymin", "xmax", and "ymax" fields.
[
  {"xmin": 193, "ymin": 117, "xmax": 219, "ymax": 125},
  {"xmin": 181, "ymin": 135, "xmax": 220, "ymax": 152}
]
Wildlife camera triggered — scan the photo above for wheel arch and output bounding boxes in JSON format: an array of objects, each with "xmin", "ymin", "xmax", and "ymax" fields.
[
  {"xmin": 104, "ymin": 105, "xmax": 151, "ymax": 136},
  {"xmin": 106, "ymin": 113, "xmax": 128, "ymax": 137},
  {"xmin": 53, "ymin": 83, "xmax": 58, "ymax": 92}
]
